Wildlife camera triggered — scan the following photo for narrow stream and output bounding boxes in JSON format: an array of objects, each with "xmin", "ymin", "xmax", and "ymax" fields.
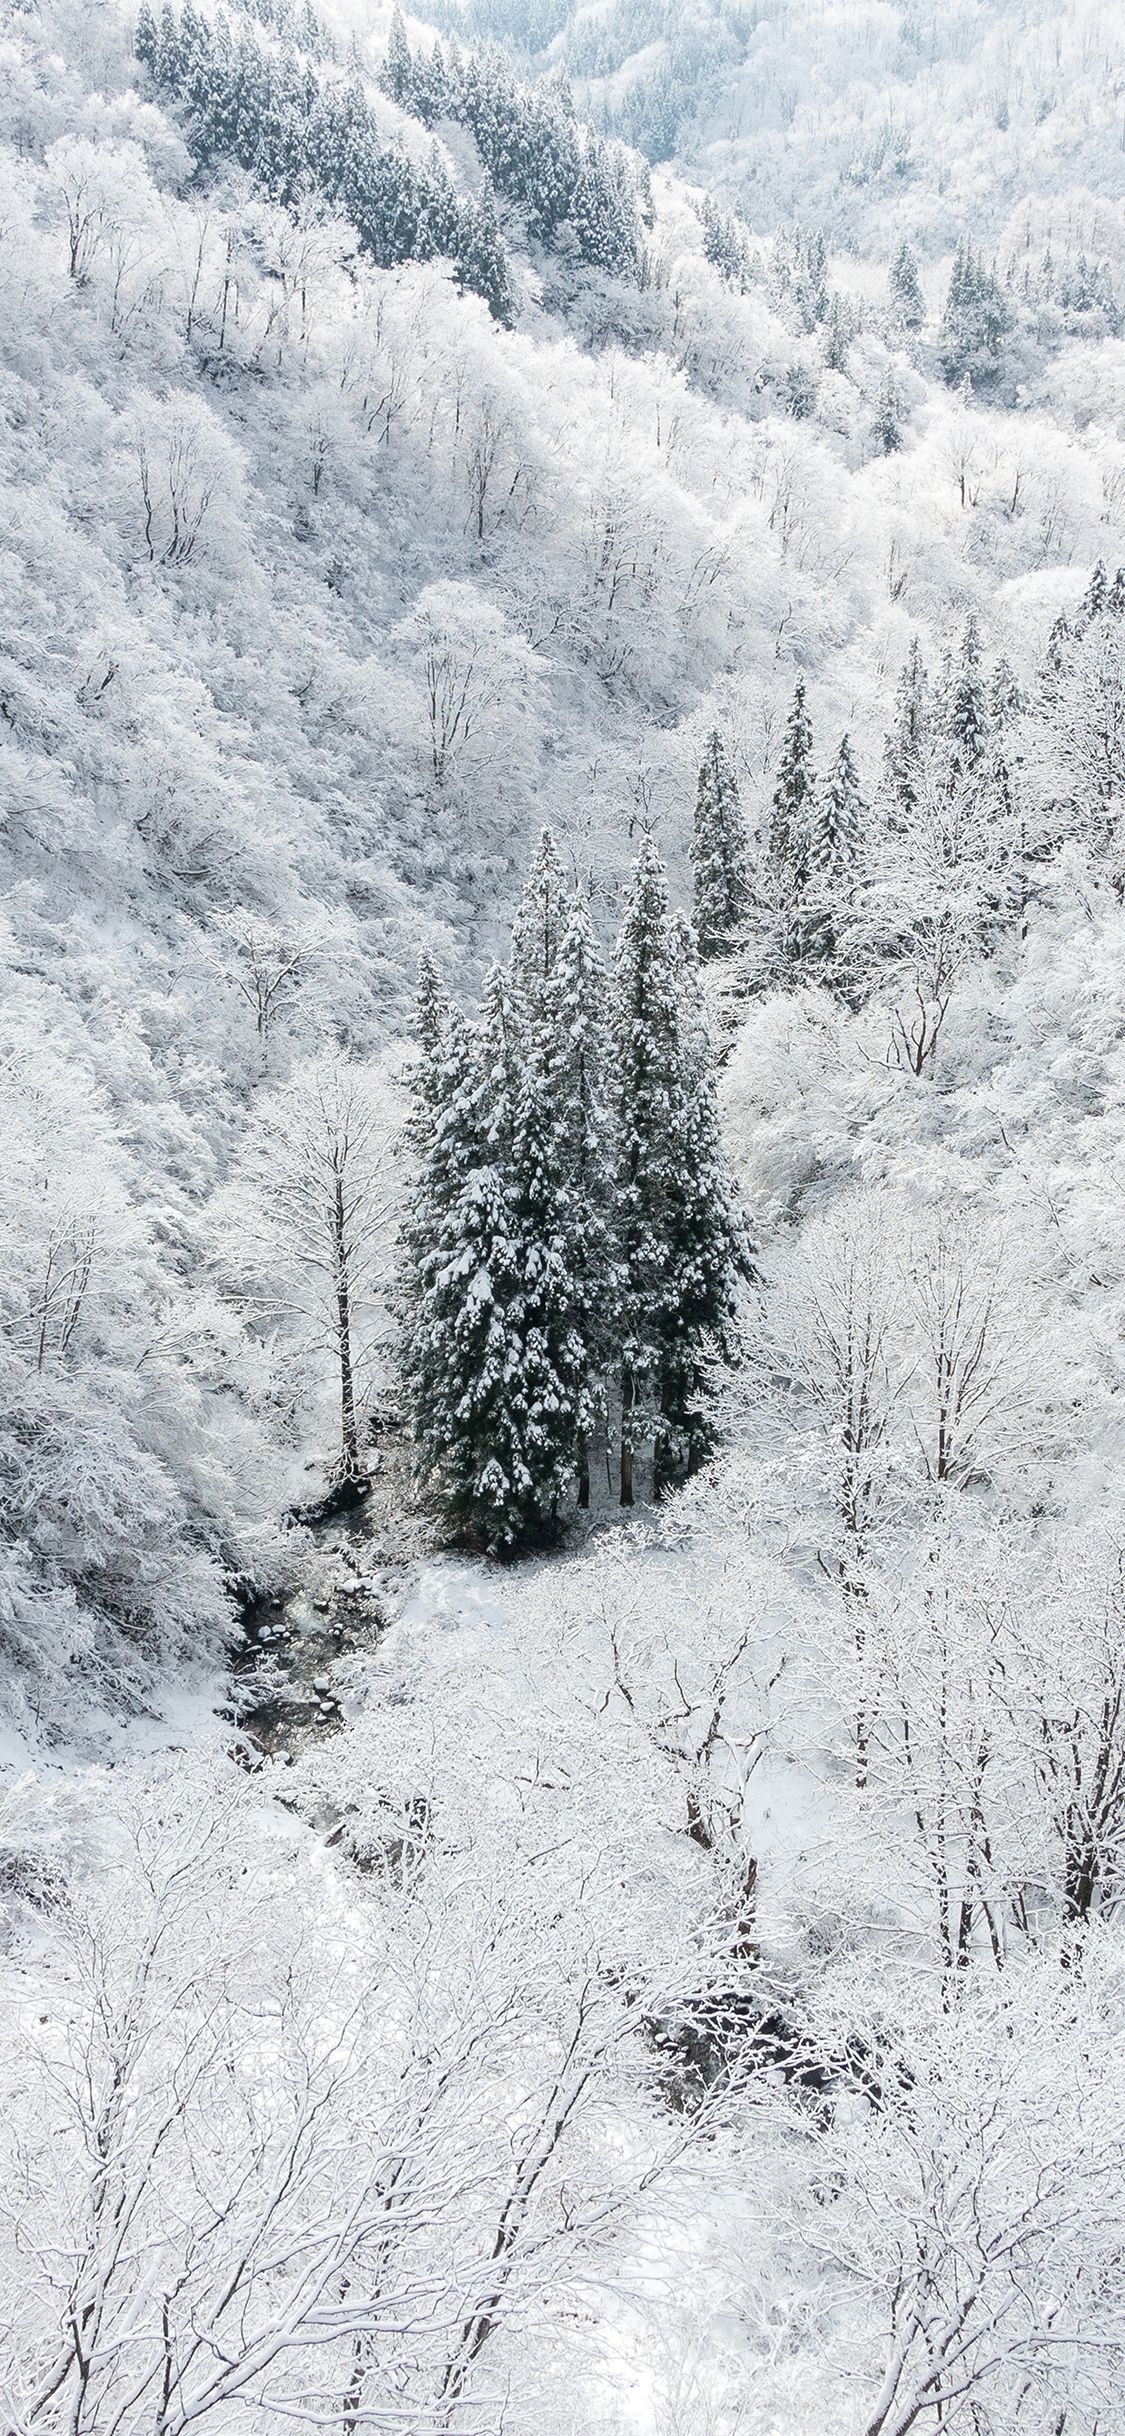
[{"xmin": 225, "ymin": 1440, "xmax": 415, "ymax": 1763}]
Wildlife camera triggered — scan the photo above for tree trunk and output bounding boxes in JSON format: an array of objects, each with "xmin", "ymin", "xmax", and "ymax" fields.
[
  {"xmin": 619, "ymin": 1374, "xmax": 634, "ymax": 1507},
  {"xmin": 577, "ymin": 1434, "xmax": 590, "ymax": 1510},
  {"xmin": 333, "ymin": 1176, "xmax": 360, "ymax": 1478}
]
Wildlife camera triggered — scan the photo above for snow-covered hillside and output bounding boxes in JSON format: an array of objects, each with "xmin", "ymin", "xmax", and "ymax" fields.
[{"xmin": 3, "ymin": 0, "xmax": 1125, "ymax": 2428}]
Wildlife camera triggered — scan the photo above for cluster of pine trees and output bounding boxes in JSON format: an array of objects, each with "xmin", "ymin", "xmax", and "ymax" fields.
[
  {"xmin": 690, "ymin": 566, "xmax": 1125, "ymax": 1016},
  {"xmin": 938, "ymin": 240, "xmax": 1015, "ymax": 386},
  {"xmin": 400, "ymin": 833, "xmax": 747, "ymax": 1554},
  {"xmin": 136, "ymin": 0, "xmax": 647, "ymax": 321},
  {"xmin": 380, "ymin": 7, "xmax": 647, "ymax": 279},
  {"xmin": 698, "ymin": 211, "xmax": 1031, "ymax": 401},
  {"xmin": 687, "ymin": 713, "xmax": 869, "ymax": 987},
  {"xmin": 136, "ymin": 0, "xmax": 514, "ymax": 318}
]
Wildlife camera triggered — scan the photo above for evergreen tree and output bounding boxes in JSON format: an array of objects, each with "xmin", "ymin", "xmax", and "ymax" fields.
[
  {"xmin": 545, "ymin": 893, "xmax": 615, "ymax": 1507},
  {"xmin": 884, "ymin": 636, "xmax": 929, "ymax": 825},
  {"xmin": 455, "ymin": 179, "xmax": 514, "ymax": 324},
  {"xmin": 611, "ymin": 842, "xmax": 744, "ymax": 1503},
  {"xmin": 1043, "ymin": 611, "xmax": 1072, "ymax": 698},
  {"xmin": 507, "ymin": 833, "xmax": 613, "ymax": 1509},
  {"xmin": 890, "ymin": 239, "xmax": 924, "ymax": 330},
  {"xmin": 795, "ymin": 228, "xmax": 829, "ymax": 328},
  {"xmin": 412, "ymin": 40, "xmax": 449, "ymax": 127},
  {"xmin": 805, "ymin": 734, "xmax": 866, "ymax": 980},
  {"xmin": 822, "ymin": 292, "xmax": 853, "ymax": 372},
  {"xmin": 1076, "ymin": 559, "xmax": 1109, "ymax": 632},
  {"xmin": 700, "ymin": 196, "xmax": 752, "ymax": 287},
  {"xmin": 135, "ymin": 0, "xmax": 159, "ymax": 70},
  {"xmin": 990, "ymin": 657, "xmax": 1023, "ymax": 728},
  {"xmin": 402, "ymin": 965, "xmax": 581, "ymax": 1554},
  {"xmin": 416, "ymin": 144, "xmax": 460, "ymax": 258},
  {"xmin": 154, "ymin": 0, "xmax": 183, "ymax": 83},
  {"xmin": 657, "ymin": 915, "xmax": 747, "ymax": 1485},
  {"xmin": 939, "ymin": 240, "xmax": 1014, "ymax": 386},
  {"xmin": 874, "ymin": 370, "xmax": 903, "ymax": 453},
  {"xmin": 769, "ymin": 678, "xmax": 816, "ymax": 907},
  {"xmin": 569, "ymin": 137, "xmax": 637, "ymax": 277},
  {"xmin": 612, "ymin": 841, "xmax": 680, "ymax": 1506},
  {"xmin": 380, "ymin": 5, "xmax": 414, "ymax": 108},
  {"xmin": 523, "ymin": 94, "xmax": 580, "ymax": 239},
  {"xmin": 945, "ymin": 615, "xmax": 990, "ymax": 777},
  {"xmin": 508, "ymin": 825, "xmax": 571, "ymax": 1012},
  {"xmin": 690, "ymin": 729, "xmax": 750, "ymax": 959}
]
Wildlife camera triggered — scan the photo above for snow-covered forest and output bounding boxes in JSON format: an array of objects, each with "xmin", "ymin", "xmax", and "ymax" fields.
[{"xmin": 4, "ymin": 0, "xmax": 1125, "ymax": 2426}]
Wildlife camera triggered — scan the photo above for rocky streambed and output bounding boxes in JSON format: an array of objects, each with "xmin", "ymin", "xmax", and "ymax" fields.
[{"xmin": 226, "ymin": 1444, "xmax": 418, "ymax": 1763}]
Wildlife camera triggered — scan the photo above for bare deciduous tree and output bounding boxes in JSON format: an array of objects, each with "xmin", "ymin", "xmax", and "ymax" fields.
[{"xmin": 217, "ymin": 1058, "xmax": 402, "ymax": 1480}]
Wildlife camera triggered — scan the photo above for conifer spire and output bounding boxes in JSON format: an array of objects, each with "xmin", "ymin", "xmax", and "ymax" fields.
[{"xmin": 691, "ymin": 730, "xmax": 750, "ymax": 959}]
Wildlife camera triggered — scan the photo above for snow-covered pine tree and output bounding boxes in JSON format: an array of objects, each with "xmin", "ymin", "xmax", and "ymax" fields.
[
  {"xmin": 990, "ymin": 657, "xmax": 1023, "ymax": 729},
  {"xmin": 411, "ymin": 952, "xmax": 453, "ymax": 1133},
  {"xmin": 402, "ymin": 955, "xmax": 588, "ymax": 1554},
  {"xmin": 548, "ymin": 892, "xmax": 616, "ymax": 1507},
  {"xmin": 508, "ymin": 832, "xmax": 614, "ymax": 1509},
  {"xmin": 945, "ymin": 615, "xmax": 991, "ymax": 778},
  {"xmin": 155, "ymin": 0, "xmax": 184, "ymax": 85},
  {"xmin": 612, "ymin": 841, "xmax": 679, "ymax": 1506},
  {"xmin": 890, "ymin": 239, "xmax": 924, "ymax": 330},
  {"xmin": 883, "ymin": 635, "xmax": 930, "ymax": 826},
  {"xmin": 658, "ymin": 914, "xmax": 748, "ymax": 1486},
  {"xmin": 795, "ymin": 228, "xmax": 829, "ymax": 328},
  {"xmin": 509, "ymin": 825, "xmax": 571, "ymax": 1012},
  {"xmin": 822, "ymin": 293, "xmax": 853, "ymax": 372},
  {"xmin": 1076, "ymin": 559, "xmax": 1111, "ymax": 632},
  {"xmin": 135, "ymin": 0, "xmax": 159, "ymax": 70},
  {"xmin": 939, "ymin": 241, "xmax": 1014, "ymax": 386},
  {"xmin": 569, "ymin": 136, "xmax": 637, "ymax": 278},
  {"xmin": 874, "ymin": 370, "xmax": 903, "ymax": 453},
  {"xmin": 410, "ymin": 40, "xmax": 448, "ymax": 127},
  {"xmin": 455, "ymin": 179, "xmax": 514, "ymax": 325},
  {"xmin": 399, "ymin": 968, "xmax": 479, "ymax": 1502},
  {"xmin": 611, "ymin": 842, "xmax": 745, "ymax": 1502},
  {"xmin": 417, "ymin": 144, "xmax": 460, "ymax": 259},
  {"xmin": 690, "ymin": 729, "xmax": 750, "ymax": 959},
  {"xmin": 701, "ymin": 196, "xmax": 753, "ymax": 287},
  {"xmin": 380, "ymin": 5, "xmax": 414, "ymax": 109},
  {"xmin": 768, "ymin": 678, "xmax": 816, "ymax": 963},
  {"xmin": 804, "ymin": 733, "xmax": 866, "ymax": 985}
]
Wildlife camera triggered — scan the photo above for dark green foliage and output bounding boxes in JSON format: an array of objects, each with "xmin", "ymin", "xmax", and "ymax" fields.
[
  {"xmin": 699, "ymin": 196, "xmax": 756, "ymax": 289},
  {"xmin": 874, "ymin": 370, "xmax": 903, "ymax": 453},
  {"xmin": 792, "ymin": 228, "xmax": 829, "ymax": 330},
  {"xmin": 884, "ymin": 637, "xmax": 929, "ymax": 825},
  {"xmin": 945, "ymin": 616, "xmax": 990, "ymax": 778},
  {"xmin": 939, "ymin": 240, "xmax": 1015, "ymax": 386},
  {"xmin": 804, "ymin": 734, "xmax": 866, "ymax": 982},
  {"xmin": 691, "ymin": 730, "xmax": 750, "ymax": 959},
  {"xmin": 653, "ymin": 915, "xmax": 747, "ymax": 1485},
  {"xmin": 379, "ymin": 13, "xmax": 644, "ymax": 277},
  {"xmin": 402, "ymin": 961, "xmax": 588, "ymax": 1555},
  {"xmin": 455, "ymin": 179, "xmax": 514, "ymax": 325},
  {"xmin": 822, "ymin": 293, "xmax": 854, "ymax": 372},
  {"xmin": 401, "ymin": 836, "xmax": 746, "ymax": 1547},
  {"xmin": 890, "ymin": 239, "xmax": 924, "ymax": 330},
  {"xmin": 509, "ymin": 833, "xmax": 615, "ymax": 1509},
  {"xmin": 135, "ymin": 0, "xmax": 159, "ymax": 69},
  {"xmin": 613, "ymin": 845, "xmax": 745, "ymax": 1497},
  {"xmin": 136, "ymin": 1, "xmax": 515, "ymax": 317},
  {"xmin": 769, "ymin": 679, "xmax": 815, "ymax": 899},
  {"xmin": 381, "ymin": 4, "xmax": 413, "ymax": 107}
]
